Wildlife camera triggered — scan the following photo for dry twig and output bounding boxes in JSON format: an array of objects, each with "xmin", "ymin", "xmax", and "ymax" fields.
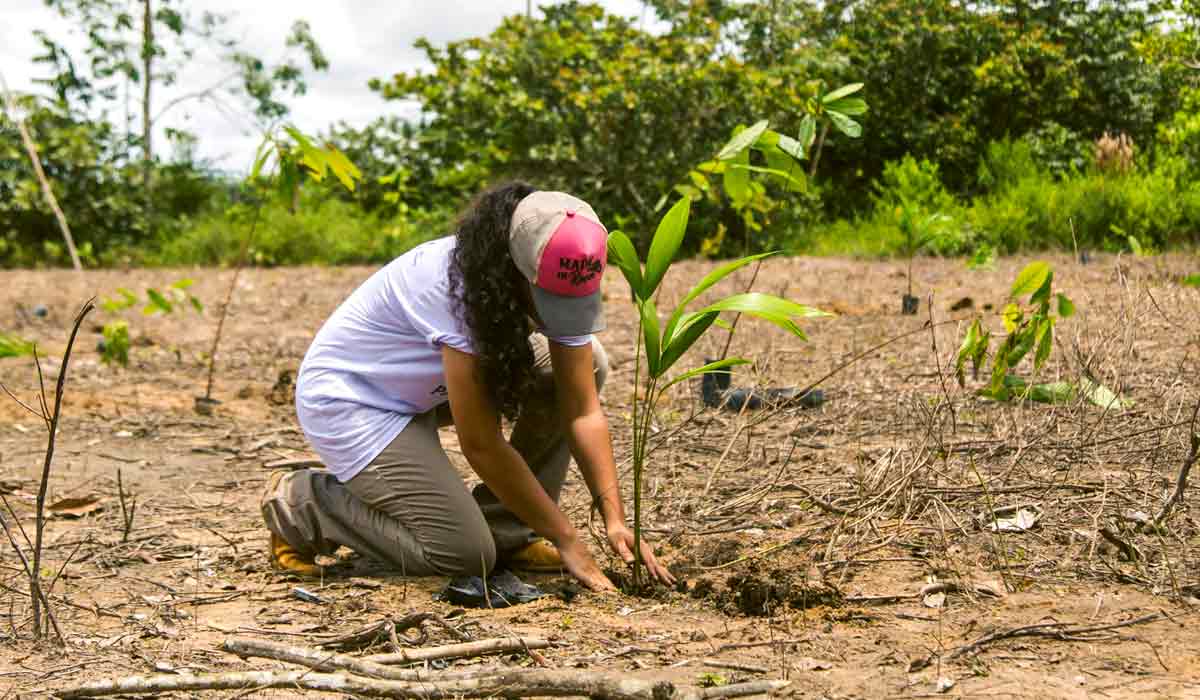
[
  {"xmin": 1152, "ymin": 402, "xmax": 1200, "ymax": 528},
  {"xmin": 948, "ymin": 611, "xmax": 1169, "ymax": 660}
]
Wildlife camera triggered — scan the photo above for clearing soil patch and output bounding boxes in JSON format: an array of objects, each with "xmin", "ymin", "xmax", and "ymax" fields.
[{"xmin": 1, "ymin": 254, "xmax": 1198, "ymax": 698}]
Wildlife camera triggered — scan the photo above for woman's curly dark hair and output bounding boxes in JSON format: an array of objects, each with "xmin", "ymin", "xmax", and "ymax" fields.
[{"xmin": 447, "ymin": 181, "xmax": 539, "ymax": 420}]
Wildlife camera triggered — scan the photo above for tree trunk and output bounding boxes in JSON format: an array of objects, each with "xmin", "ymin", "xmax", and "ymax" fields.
[{"xmin": 141, "ymin": 0, "xmax": 153, "ymax": 212}]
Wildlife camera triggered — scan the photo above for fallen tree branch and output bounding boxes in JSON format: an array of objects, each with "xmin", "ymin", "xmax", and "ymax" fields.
[
  {"xmin": 223, "ymin": 637, "xmax": 440, "ymax": 681},
  {"xmin": 56, "ymin": 668, "xmax": 789, "ymax": 700},
  {"xmin": 363, "ymin": 636, "xmax": 550, "ymax": 665},
  {"xmin": 948, "ymin": 612, "xmax": 1167, "ymax": 660}
]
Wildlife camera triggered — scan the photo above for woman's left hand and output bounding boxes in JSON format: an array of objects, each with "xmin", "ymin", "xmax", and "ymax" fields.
[{"xmin": 606, "ymin": 522, "xmax": 676, "ymax": 587}]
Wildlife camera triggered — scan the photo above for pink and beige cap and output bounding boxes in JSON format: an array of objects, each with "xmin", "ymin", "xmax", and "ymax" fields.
[{"xmin": 509, "ymin": 191, "xmax": 608, "ymax": 337}]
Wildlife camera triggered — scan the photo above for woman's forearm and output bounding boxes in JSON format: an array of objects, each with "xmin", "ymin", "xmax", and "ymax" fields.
[
  {"xmin": 566, "ymin": 411, "xmax": 626, "ymax": 527},
  {"xmin": 464, "ymin": 441, "xmax": 578, "ymax": 545}
]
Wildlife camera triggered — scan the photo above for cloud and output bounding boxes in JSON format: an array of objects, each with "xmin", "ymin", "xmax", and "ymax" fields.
[{"xmin": 2, "ymin": 0, "xmax": 655, "ymax": 170}]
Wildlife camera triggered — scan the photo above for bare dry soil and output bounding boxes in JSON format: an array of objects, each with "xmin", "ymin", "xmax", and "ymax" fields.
[{"xmin": 1, "ymin": 253, "xmax": 1199, "ymax": 698}]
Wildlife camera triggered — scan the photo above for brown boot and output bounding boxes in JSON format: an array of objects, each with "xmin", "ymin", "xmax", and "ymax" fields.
[
  {"xmin": 262, "ymin": 470, "xmax": 321, "ymax": 577},
  {"xmin": 507, "ymin": 539, "xmax": 563, "ymax": 572},
  {"xmin": 269, "ymin": 532, "xmax": 321, "ymax": 577}
]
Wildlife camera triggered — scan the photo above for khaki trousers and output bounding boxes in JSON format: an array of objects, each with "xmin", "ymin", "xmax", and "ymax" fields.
[{"xmin": 261, "ymin": 335, "xmax": 608, "ymax": 577}]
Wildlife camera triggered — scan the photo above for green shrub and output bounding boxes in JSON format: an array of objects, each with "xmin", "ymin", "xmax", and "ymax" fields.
[
  {"xmin": 977, "ymin": 139, "xmax": 1042, "ymax": 193},
  {"xmin": 966, "ymin": 157, "xmax": 1199, "ymax": 252},
  {"xmin": 1024, "ymin": 122, "xmax": 1089, "ymax": 178},
  {"xmin": 871, "ymin": 155, "xmax": 957, "ymax": 213},
  {"xmin": 154, "ymin": 197, "xmax": 450, "ymax": 266}
]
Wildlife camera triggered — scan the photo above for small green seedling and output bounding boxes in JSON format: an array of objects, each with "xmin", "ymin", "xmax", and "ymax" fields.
[
  {"xmin": 698, "ymin": 673, "xmax": 727, "ymax": 688},
  {"xmin": 897, "ymin": 203, "xmax": 951, "ymax": 313},
  {"xmin": 99, "ymin": 280, "xmax": 204, "ymax": 367},
  {"xmin": 955, "ymin": 261, "xmax": 1075, "ymax": 401},
  {"xmin": 102, "ymin": 279, "xmax": 204, "ymax": 316},
  {"xmin": 967, "ymin": 244, "xmax": 997, "ymax": 271},
  {"xmin": 100, "ymin": 321, "xmax": 130, "ymax": 367},
  {"xmin": 609, "ymin": 122, "xmax": 833, "ymax": 587},
  {"xmin": 0, "ymin": 333, "xmax": 35, "ymax": 359}
]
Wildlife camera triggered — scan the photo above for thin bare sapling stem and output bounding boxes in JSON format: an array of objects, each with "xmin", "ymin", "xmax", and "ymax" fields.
[
  {"xmin": 808, "ymin": 122, "xmax": 829, "ymax": 178},
  {"xmin": 0, "ymin": 298, "xmax": 94, "ymax": 641},
  {"xmin": 204, "ymin": 201, "xmax": 264, "ymax": 401},
  {"xmin": 117, "ymin": 468, "xmax": 136, "ymax": 543},
  {"xmin": 630, "ymin": 314, "xmax": 645, "ymax": 588}
]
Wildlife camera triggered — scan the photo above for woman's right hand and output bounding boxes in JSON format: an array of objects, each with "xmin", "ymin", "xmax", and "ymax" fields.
[{"xmin": 557, "ymin": 535, "xmax": 617, "ymax": 592}]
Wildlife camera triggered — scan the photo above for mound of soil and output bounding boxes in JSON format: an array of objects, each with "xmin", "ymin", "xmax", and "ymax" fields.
[{"xmin": 689, "ymin": 567, "xmax": 842, "ymax": 616}]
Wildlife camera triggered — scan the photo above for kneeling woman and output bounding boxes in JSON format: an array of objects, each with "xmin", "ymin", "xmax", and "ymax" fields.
[{"xmin": 261, "ymin": 183, "xmax": 673, "ymax": 590}]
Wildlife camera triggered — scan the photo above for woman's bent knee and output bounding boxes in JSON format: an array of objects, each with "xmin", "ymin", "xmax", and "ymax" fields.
[{"xmin": 426, "ymin": 535, "xmax": 497, "ymax": 577}]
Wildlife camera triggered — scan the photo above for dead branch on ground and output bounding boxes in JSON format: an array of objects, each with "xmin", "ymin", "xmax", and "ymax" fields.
[
  {"xmin": 948, "ymin": 611, "xmax": 1170, "ymax": 660},
  {"xmin": 57, "ymin": 667, "xmax": 788, "ymax": 699},
  {"xmin": 362, "ymin": 636, "xmax": 551, "ymax": 665}
]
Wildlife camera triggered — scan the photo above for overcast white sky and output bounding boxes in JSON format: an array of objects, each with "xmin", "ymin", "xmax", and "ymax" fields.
[{"xmin": 1, "ymin": 1, "xmax": 653, "ymax": 171}]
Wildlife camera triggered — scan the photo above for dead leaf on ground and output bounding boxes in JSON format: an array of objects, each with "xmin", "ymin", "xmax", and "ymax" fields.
[
  {"xmin": 985, "ymin": 505, "xmax": 1042, "ymax": 532},
  {"xmin": 48, "ymin": 495, "xmax": 105, "ymax": 518}
]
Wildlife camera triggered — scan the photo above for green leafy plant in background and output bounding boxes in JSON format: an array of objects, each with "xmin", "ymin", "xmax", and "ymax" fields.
[
  {"xmin": 0, "ymin": 332, "xmax": 35, "ymax": 359},
  {"xmin": 199, "ymin": 125, "xmax": 361, "ymax": 411},
  {"xmin": 897, "ymin": 203, "xmax": 952, "ymax": 301},
  {"xmin": 101, "ymin": 279, "xmax": 203, "ymax": 316},
  {"xmin": 98, "ymin": 279, "xmax": 202, "ymax": 367},
  {"xmin": 99, "ymin": 321, "xmax": 130, "ymax": 367},
  {"xmin": 608, "ymin": 124, "xmax": 833, "ymax": 588},
  {"xmin": 966, "ymin": 243, "xmax": 997, "ymax": 271},
  {"xmin": 670, "ymin": 82, "xmax": 868, "ymax": 258},
  {"xmin": 802, "ymin": 82, "xmax": 868, "ymax": 176},
  {"xmin": 955, "ymin": 261, "xmax": 1132, "ymax": 410},
  {"xmin": 955, "ymin": 261, "xmax": 1074, "ymax": 401}
]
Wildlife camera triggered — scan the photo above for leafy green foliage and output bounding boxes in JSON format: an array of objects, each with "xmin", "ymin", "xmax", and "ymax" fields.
[
  {"xmin": 101, "ymin": 280, "xmax": 201, "ymax": 317},
  {"xmin": 97, "ymin": 278, "xmax": 202, "ymax": 366},
  {"xmin": 5, "ymin": 1, "xmax": 1200, "ymax": 267},
  {"xmin": 369, "ymin": 4, "xmax": 864, "ymax": 253},
  {"xmin": 100, "ymin": 321, "xmax": 130, "ymax": 367},
  {"xmin": 967, "ymin": 244, "xmax": 997, "ymax": 271},
  {"xmin": 0, "ymin": 333, "xmax": 35, "ymax": 359},
  {"xmin": 667, "ymin": 83, "xmax": 867, "ymax": 257},
  {"xmin": 955, "ymin": 261, "xmax": 1077, "ymax": 401}
]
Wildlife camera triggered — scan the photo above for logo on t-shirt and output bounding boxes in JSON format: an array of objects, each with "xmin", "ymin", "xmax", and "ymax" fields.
[
  {"xmin": 430, "ymin": 384, "xmax": 448, "ymax": 397},
  {"xmin": 558, "ymin": 255, "xmax": 602, "ymax": 287}
]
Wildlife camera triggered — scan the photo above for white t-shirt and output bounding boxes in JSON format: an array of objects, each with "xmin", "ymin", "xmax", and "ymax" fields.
[{"xmin": 295, "ymin": 235, "xmax": 591, "ymax": 482}]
